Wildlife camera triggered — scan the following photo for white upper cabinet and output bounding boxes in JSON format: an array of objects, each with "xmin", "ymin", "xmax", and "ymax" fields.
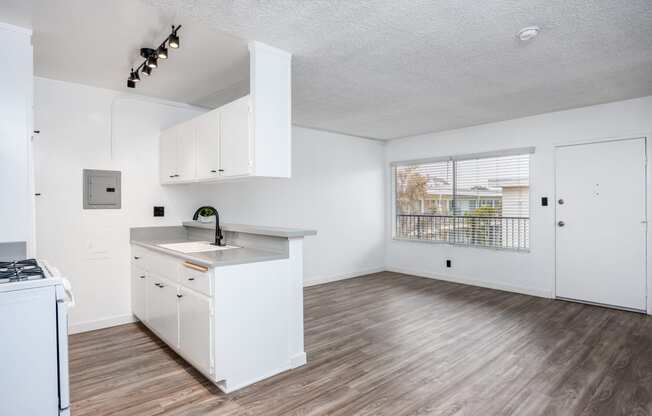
[
  {"xmin": 159, "ymin": 125, "xmax": 178, "ymax": 183},
  {"xmin": 176, "ymin": 122, "xmax": 196, "ymax": 181},
  {"xmin": 195, "ymin": 111, "xmax": 221, "ymax": 180},
  {"xmin": 220, "ymin": 96, "xmax": 252, "ymax": 177},
  {"xmin": 160, "ymin": 122, "xmax": 196, "ymax": 184},
  {"xmin": 159, "ymin": 41, "xmax": 291, "ymax": 185}
]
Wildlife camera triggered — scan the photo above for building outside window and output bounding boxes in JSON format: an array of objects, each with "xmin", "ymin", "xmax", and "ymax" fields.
[{"xmin": 393, "ymin": 150, "xmax": 531, "ymax": 250}]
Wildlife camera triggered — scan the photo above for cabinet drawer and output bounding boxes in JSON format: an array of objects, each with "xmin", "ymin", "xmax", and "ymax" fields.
[
  {"xmin": 179, "ymin": 261, "xmax": 212, "ymax": 296},
  {"xmin": 148, "ymin": 251, "xmax": 181, "ymax": 282},
  {"xmin": 131, "ymin": 245, "xmax": 148, "ymax": 263}
]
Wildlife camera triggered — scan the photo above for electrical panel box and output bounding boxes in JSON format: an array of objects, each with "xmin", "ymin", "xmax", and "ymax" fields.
[{"xmin": 83, "ymin": 169, "xmax": 121, "ymax": 209}]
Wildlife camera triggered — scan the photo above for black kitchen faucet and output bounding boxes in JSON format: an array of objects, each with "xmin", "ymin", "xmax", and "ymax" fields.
[{"xmin": 192, "ymin": 206, "xmax": 224, "ymax": 246}]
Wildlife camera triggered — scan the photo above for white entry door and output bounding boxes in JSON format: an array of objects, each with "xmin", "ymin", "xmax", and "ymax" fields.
[{"xmin": 556, "ymin": 137, "xmax": 647, "ymax": 311}]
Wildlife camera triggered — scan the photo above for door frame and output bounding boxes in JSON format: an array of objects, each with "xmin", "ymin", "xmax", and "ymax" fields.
[{"xmin": 553, "ymin": 134, "xmax": 650, "ymax": 314}]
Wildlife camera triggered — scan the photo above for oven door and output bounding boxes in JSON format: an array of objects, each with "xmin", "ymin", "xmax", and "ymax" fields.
[{"xmin": 56, "ymin": 285, "xmax": 70, "ymax": 413}]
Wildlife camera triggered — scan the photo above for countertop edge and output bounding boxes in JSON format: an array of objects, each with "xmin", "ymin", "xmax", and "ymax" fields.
[
  {"xmin": 130, "ymin": 240, "xmax": 288, "ymax": 268},
  {"xmin": 182, "ymin": 221, "xmax": 318, "ymax": 238}
]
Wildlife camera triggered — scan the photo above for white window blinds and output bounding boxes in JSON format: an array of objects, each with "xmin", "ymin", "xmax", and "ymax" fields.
[{"xmin": 394, "ymin": 151, "xmax": 531, "ymax": 250}]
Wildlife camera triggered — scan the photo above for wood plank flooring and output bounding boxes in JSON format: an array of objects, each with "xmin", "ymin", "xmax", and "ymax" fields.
[{"xmin": 69, "ymin": 272, "xmax": 652, "ymax": 416}]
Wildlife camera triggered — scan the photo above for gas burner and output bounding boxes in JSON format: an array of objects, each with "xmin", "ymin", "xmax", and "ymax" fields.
[{"xmin": 0, "ymin": 259, "xmax": 45, "ymax": 283}]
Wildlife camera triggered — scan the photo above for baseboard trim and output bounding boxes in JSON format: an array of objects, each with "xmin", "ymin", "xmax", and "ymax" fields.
[
  {"xmin": 290, "ymin": 352, "xmax": 307, "ymax": 368},
  {"xmin": 69, "ymin": 314, "xmax": 137, "ymax": 335},
  {"xmin": 386, "ymin": 267, "xmax": 553, "ymax": 299},
  {"xmin": 304, "ymin": 267, "xmax": 385, "ymax": 287}
]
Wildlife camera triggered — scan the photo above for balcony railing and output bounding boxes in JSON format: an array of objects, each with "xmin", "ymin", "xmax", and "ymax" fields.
[{"xmin": 395, "ymin": 214, "xmax": 530, "ymax": 250}]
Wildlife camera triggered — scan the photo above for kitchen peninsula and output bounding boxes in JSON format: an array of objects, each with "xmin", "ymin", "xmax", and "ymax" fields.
[{"xmin": 130, "ymin": 221, "xmax": 316, "ymax": 393}]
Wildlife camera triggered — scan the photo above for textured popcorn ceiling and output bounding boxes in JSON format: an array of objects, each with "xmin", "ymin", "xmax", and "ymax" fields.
[
  {"xmin": 146, "ymin": 0, "xmax": 652, "ymax": 139},
  {"xmin": 3, "ymin": 0, "xmax": 652, "ymax": 139}
]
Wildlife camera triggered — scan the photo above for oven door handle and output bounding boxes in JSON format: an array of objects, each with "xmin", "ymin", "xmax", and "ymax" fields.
[
  {"xmin": 62, "ymin": 278, "xmax": 75, "ymax": 308},
  {"xmin": 55, "ymin": 285, "xmax": 71, "ymax": 412}
]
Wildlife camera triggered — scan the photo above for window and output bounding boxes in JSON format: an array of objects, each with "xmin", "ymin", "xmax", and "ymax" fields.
[{"xmin": 393, "ymin": 150, "xmax": 531, "ymax": 250}]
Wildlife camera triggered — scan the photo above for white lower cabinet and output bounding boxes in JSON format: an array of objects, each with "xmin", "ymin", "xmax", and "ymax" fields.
[
  {"xmin": 146, "ymin": 273, "xmax": 179, "ymax": 348},
  {"xmin": 131, "ymin": 243, "xmax": 299, "ymax": 393},
  {"xmin": 134, "ymin": 250, "xmax": 213, "ymax": 377},
  {"xmin": 179, "ymin": 287, "xmax": 213, "ymax": 375},
  {"xmin": 131, "ymin": 264, "xmax": 147, "ymax": 321}
]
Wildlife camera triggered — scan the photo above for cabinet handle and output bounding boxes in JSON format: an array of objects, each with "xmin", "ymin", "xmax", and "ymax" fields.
[
  {"xmin": 183, "ymin": 261, "xmax": 208, "ymax": 272},
  {"xmin": 159, "ymin": 284, "xmax": 165, "ymax": 288},
  {"xmin": 154, "ymin": 283, "xmax": 160, "ymax": 287},
  {"xmin": 210, "ymin": 170, "xmax": 217, "ymax": 173},
  {"xmin": 188, "ymin": 277, "xmax": 195, "ymax": 281},
  {"xmin": 139, "ymin": 275, "xmax": 145, "ymax": 279},
  {"xmin": 134, "ymin": 256, "xmax": 140, "ymax": 260},
  {"xmin": 177, "ymin": 294, "xmax": 183, "ymax": 298},
  {"xmin": 218, "ymin": 169, "xmax": 224, "ymax": 172}
]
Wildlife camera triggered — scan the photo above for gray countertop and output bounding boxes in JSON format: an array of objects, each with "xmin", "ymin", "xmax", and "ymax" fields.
[
  {"xmin": 182, "ymin": 221, "xmax": 317, "ymax": 238},
  {"xmin": 130, "ymin": 239, "xmax": 288, "ymax": 268}
]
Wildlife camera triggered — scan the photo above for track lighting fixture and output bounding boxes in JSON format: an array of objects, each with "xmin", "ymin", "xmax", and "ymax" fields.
[{"xmin": 125, "ymin": 24, "xmax": 181, "ymax": 89}]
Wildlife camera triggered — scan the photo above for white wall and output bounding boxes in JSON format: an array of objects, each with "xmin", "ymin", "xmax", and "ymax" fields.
[
  {"xmin": 385, "ymin": 96, "xmax": 652, "ymax": 300},
  {"xmin": 0, "ymin": 24, "xmax": 34, "ymax": 253},
  {"xmin": 34, "ymin": 77, "xmax": 205, "ymax": 333},
  {"xmin": 186, "ymin": 126, "xmax": 387, "ymax": 285},
  {"xmin": 34, "ymin": 78, "xmax": 386, "ymax": 331}
]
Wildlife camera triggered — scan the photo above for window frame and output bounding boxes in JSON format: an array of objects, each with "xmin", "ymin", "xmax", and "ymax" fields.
[{"xmin": 390, "ymin": 147, "xmax": 534, "ymax": 252}]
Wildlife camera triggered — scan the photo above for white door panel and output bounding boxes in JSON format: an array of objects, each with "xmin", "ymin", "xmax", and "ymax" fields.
[
  {"xmin": 177, "ymin": 122, "xmax": 196, "ymax": 181},
  {"xmin": 159, "ymin": 127, "xmax": 177, "ymax": 183},
  {"xmin": 146, "ymin": 274, "xmax": 179, "ymax": 347},
  {"xmin": 131, "ymin": 264, "xmax": 147, "ymax": 321},
  {"xmin": 0, "ymin": 286, "xmax": 59, "ymax": 415},
  {"xmin": 220, "ymin": 97, "xmax": 251, "ymax": 177},
  {"xmin": 195, "ymin": 111, "xmax": 221, "ymax": 180},
  {"xmin": 179, "ymin": 287, "xmax": 213, "ymax": 375},
  {"xmin": 556, "ymin": 138, "xmax": 646, "ymax": 310}
]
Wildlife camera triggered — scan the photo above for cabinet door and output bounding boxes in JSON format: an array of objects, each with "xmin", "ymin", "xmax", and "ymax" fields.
[
  {"xmin": 159, "ymin": 126, "xmax": 178, "ymax": 183},
  {"xmin": 131, "ymin": 264, "xmax": 147, "ymax": 321},
  {"xmin": 146, "ymin": 274, "xmax": 179, "ymax": 347},
  {"xmin": 220, "ymin": 97, "xmax": 251, "ymax": 177},
  {"xmin": 179, "ymin": 287, "xmax": 213, "ymax": 375},
  {"xmin": 195, "ymin": 110, "xmax": 221, "ymax": 180},
  {"xmin": 176, "ymin": 122, "xmax": 196, "ymax": 181}
]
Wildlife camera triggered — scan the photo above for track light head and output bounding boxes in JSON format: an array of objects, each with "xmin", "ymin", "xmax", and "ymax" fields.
[
  {"xmin": 127, "ymin": 79, "xmax": 135, "ymax": 88},
  {"xmin": 169, "ymin": 26, "xmax": 180, "ymax": 48},
  {"xmin": 129, "ymin": 69, "xmax": 140, "ymax": 82},
  {"xmin": 157, "ymin": 45, "xmax": 168, "ymax": 59},
  {"xmin": 146, "ymin": 55, "xmax": 158, "ymax": 68},
  {"xmin": 142, "ymin": 65, "xmax": 152, "ymax": 76}
]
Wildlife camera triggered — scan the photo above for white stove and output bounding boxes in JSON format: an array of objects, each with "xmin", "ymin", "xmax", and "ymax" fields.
[{"xmin": 0, "ymin": 259, "xmax": 73, "ymax": 416}]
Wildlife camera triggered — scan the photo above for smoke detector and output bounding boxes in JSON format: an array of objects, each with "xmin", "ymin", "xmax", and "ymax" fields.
[{"xmin": 517, "ymin": 26, "xmax": 540, "ymax": 41}]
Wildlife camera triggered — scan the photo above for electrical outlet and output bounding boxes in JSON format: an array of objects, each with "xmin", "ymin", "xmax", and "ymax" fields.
[{"xmin": 445, "ymin": 259, "xmax": 452, "ymax": 268}]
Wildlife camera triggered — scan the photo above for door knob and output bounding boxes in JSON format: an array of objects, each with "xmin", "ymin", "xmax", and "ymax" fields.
[{"xmin": 558, "ymin": 221, "xmax": 565, "ymax": 227}]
